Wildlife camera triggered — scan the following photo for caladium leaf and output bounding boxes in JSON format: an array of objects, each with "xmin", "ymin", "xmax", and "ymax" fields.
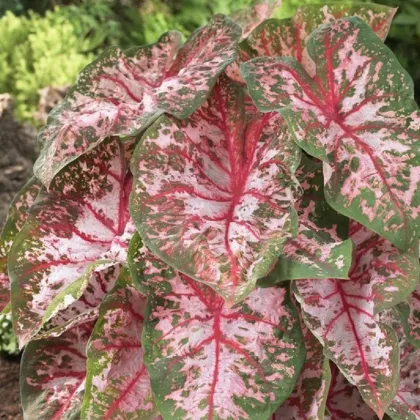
[
  {"xmin": 130, "ymin": 76, "xmax": 300, "ymax": 304},
  {"xmin": 398, "ymin": 286, "xmax": 420, "ymax": 348},
  {"xmin": 227, "ymin": 3, "xmax": 396, "ymax": 85},
  {"xmin": 386, "ymin": 342, "xmax": 420, "ymax": 420},
  {"xmin": 294, "ymin": 279, "xmax": 399, "ymax": 417},
  {"xmin": 264, "ymin": 155, "xmax": 353, "ymax": 282},
  {"xmin": 273, "ymin": 311, "xmax": 331, "ymax": 420},
  {"xmin": 231, "ymin": 0, "xmax": 282, "ymax": 40},
  {"xmin": 325, "ymin": 364, "xmax": 378, "ymax": 420},
  {"xmin": 242, "ymin": 17, "xmax": 420, "ymax": 251},
  {"xmin": 35, "ymin": 15, "xmax": 241, "ymax": 187},
  {"xmin": 293, "ymin": 220, "xmax": 418, "ymax": 417},
  {"xmin": 82, "ymin": 269, "xmax": 158, "ymax": 420},
  {"xmin": 20, "ymin": 320, "xmax": 93, "ymax": 420},
  {"xmin": 37, "ymin": 262, "xmax": 121, "ymax": 340},
  {"xmin": 132, "ymin": 246, "xmax": 305, "ymax": 420},
  {"xmin": 0, "ymin": 177, "xmax": 41, "ymax": 311},
  {"xmin": 348, "ymin": 222, "xmax": 419, "ymax": 313},
  {"xmin": 9, "ymin": 139, "xmax": 134, "ymax": 346},
  {"xmin": 247, "ymin": 3, "xmax": 396, "ymax": 60}
]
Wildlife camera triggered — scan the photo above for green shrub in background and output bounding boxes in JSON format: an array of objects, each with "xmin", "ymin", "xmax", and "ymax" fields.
[
  {"xmin": 0, "ymin": 9, "xmax": 95, "ymax": 124},
  {"xmin": 0, "ymin": 309, "xmax": 19, "ymax": 356}
]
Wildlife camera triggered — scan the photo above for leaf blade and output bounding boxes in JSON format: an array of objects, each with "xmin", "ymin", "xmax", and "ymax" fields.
[{"xmin": 130, "ymin": 76, "xmax": 301, "ymax": 304}]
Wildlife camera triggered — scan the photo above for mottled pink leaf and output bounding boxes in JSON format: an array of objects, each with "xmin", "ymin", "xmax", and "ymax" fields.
[
  {"xmin": 20, "ymin": 320, "xmax": 93, "ymax": 420},
  {"xmin": 130, "ymin": 245, "xmax": 305, "ymax": 420},
  {"xmin": 228, "ymin": 3, "xmax": 396, "ymax": 84},
  {"xmin": 264, "ymin": 155, "xmax": 353, "ymax": 282},
  {"xmin": 82, "ymin": 269, "xmax": 158, "ymax": 420},
  {"xmin": 325, "ymin": 364, "xmax": 378, "ymax": 420},
  {"xmin": 36, "ymin": 262, "xmax": 121, "ymax": 340},
  {"xmin": 387, "ymin": 341, "xmax": 420, "ymax": 420},
  {"xmin": 9, "ymin": 139, "xmax": 135, "ymax": 346},
  {"xmin": 0, "ymin": 178, "xmax": 40, "ymax": 311},
  {"xmin": 231, "ymin": 0, "xmax": 282, "ymax": 40},
  {"xmin": 35, "ymin": 15, "xmax": 241, "ymax": 187},
  {"xmin": 242, "ymin": 17, "xmax": 420, "ymax": 250},
  {"xmin": 273, "ymin": 311, "xmax": 331, "ymax": 420},
  {"xmin": 131, "ymin": 76, "xmax": 300, "ymax": 304},
  {"xmin": 293, "ymin": 220, "xmax": 418, "ymax": 417},
  {"xmin": 247, "ymin": 3, "xmax": 396, "ymax": 60}
]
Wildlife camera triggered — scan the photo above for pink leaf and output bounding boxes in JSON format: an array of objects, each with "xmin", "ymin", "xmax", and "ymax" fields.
[
  {"xmin": 242, "ymin": 17, "xmax": 420, "ymax": 250},
  {"xmin": 264, "ymin": 155, "xmax": 353, "ymax": 282},
  {"xmin": 20, "ymin": 320, "xmax": 93, "ymax": 420},
  {"xmin": 130, "ymin": 245, "xmax": 305, "ymax": 420},
  {"xmin": 273, "ymin": 311, "xmax": 331, "ymax": 420},
  {"xmin": 82, "ymin": 269, "xmax": 159, "ymax": 420},
  {"xmin": 325, "ymin": 364, "xmax": 378, "ymax": 420},
  {"xmin": 387, "ymin": 341, "xmax": 420, "ymax": 419},
  {"xmin": 131, "ymin": 76, "xmax": 301, "ymax": 304},
  {"xmin": 0, "ymin": 178, "xmax": 41, "ymax": 311},
  {"xmin": 9, "ymin": 139, "xmax": 134, "ymax": 346},
  {"xmin": 35, "ymin": 15, "xmax": 241, "ymax": 187},
  {"xmin": 294, "ymin": 220, "xmax": 417, "ymax": 417},
  {"xmin": 228, "ymin": 3, "xmax": 396, "ymax": 84}
]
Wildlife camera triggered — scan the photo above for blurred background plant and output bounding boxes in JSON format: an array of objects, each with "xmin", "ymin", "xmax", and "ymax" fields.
[{"xmin": 0, "ymin": 309, "xmax": 19, "ymax": 356}]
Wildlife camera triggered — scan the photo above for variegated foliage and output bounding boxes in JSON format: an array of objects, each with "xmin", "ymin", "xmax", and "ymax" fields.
[
  {"xmin": 6, "ymin": 5, "xmax": 420, "ymax": 420},
  {"xmin": 82, "ymin": 269, "xmax": 158, "ymax": 420},
  {"xmin": 0, "ymin": 177, "xmax": 40, "ymax": 311},
  {"xmin": 398, "ymin": 285, "xmax": 420, "ymax": 348},
  {"xmin": 263, "ymin": 155, "xmax": 353, "ymax": 282},
  {"xmin": 242, "ymin": 17, "xmax": 420, "ymax": 251},
  {"xmin": 131, "ymin": 76, "xmax": 301, "ymax": 304},
  {"xmin": 130, "ymin": 244, "xmax": 305, "ymax": 420},
  {"xmin": 294, "ymin": 221, "xmax": 418, "ymax": 418},
  {"xmin": 273, "ymin": 312, "xmax": 330, "ymax": 420},
  {"xmin": 35, "ymin": 15, "xmax": 241, "ymax": 187},
  {"xmin": 227, "ymin": 3, "xmax": 396, "ymax": 84},
  {"xmin": 21, "ymin": 320, "xmax": 93, "ymax": 420},
  {"xmin": 9, "ymin": 138, "xmax": 135, "ymax": 346},
  {"xmin": 325, "ymin": 364, "xmax": 379, "ymax": 420}
]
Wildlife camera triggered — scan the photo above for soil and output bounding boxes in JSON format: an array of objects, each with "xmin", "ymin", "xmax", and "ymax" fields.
[{"xmin": 0, "ymin": 355, "xmax": 22, "ymax": 420}]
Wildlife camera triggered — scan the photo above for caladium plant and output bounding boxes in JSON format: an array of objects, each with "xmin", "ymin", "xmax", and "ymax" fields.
[{"xmin": 2, "ymin": 2, "xmax": 420, "ymax": 420}]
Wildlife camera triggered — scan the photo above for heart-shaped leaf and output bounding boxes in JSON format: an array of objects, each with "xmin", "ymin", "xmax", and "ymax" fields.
[
  {"xmin": 130, "ymin": 245, "xmax": 305, "ymax": 420},
  {"xmin": 20, "ymin": 320, "xmax": 93, "ymax": 420},
  {"xmin": 242, "ymin": 17, "xmax": 420, "ymax": 251},
  {"xmin": 130, "ymin": 76, "xmax": 300, "ymax": 304},
  {"xmin": 325, "ymin": 364, "xmax": 378, "ymax": 420},
  {"xmin": 35, "ymin": 15, "xmax": 241, "ymax": 187},
  {"xmin": 264, "ymin": 156, "xmax": 353, "ymax": 282},
  {"xmin": 273, "ymin": 311, "xmax": 331, "ymax": 420},
  {"xmin": 82, "ymin": 269, "xmax": 158, "ymax": 420},
  {"xmin": 294, "ymin": 220, "xmax": 418, "ymax": 417},
  {"xmin": 0, "ymin": 178, "xmax": 41, "ymax": 311},
  {"xmin": 9, "ymin": 139, "xmax": 134, "ymax": 346}
]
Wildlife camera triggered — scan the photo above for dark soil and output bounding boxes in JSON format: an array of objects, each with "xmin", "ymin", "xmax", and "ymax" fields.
[{"xmin": 0, "ymin": 355, "xmax": 22, "ymax": 420}]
